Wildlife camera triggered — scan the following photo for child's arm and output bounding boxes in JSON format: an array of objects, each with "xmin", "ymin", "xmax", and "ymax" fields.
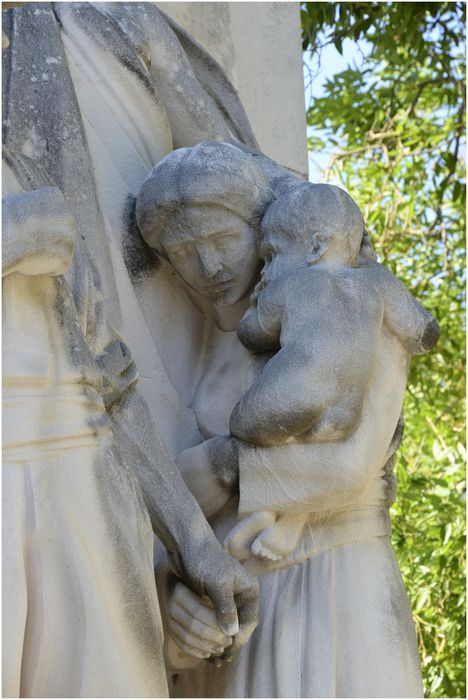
[
  {"xmin": 230, "ymin": 276, "xmax": 370, "ymax": 446},
  {"xmin": 237, "ymin": 283, "xmax": 282, "ymax": 353},
  {"xmin": 377, "ymin": 267, "xmax": 439, "ymax": 354}
]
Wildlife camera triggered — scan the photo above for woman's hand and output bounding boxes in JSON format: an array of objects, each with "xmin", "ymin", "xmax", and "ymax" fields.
[
  {"xmin": 176, "ymin": 533, "xmax": 259, "ymax": 657},
  {"xmin": 2, "ymin": 187, "xmax": 76, "ymax": 277},
  {"xmin": 173, "ymin": 436, "xmax": 257, "ymax": 657}
]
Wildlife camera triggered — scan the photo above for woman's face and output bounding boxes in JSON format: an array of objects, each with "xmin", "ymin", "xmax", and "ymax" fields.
[{"xmin": 161, "ymin": 206, "xmax": 260, "ymax": 305}]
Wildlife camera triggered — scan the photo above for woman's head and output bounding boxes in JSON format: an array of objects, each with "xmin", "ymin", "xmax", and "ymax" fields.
[{"xmin": 136, "ymin": 142, "xmax": 274, "ymax": 305}]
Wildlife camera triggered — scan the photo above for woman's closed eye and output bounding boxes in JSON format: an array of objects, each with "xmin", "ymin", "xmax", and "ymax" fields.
[
  {"xmin": 167, "ymin": 242, "xmax": 194, "ymax": 262},
  {"xmin": 209, "ymin": 231, "xmax": 240, "ymax": 249}
]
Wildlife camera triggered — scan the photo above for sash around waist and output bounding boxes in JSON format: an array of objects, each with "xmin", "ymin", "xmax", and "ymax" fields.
[
  {"xmin": 244, "ymin": 505, "xmax": 392, "ymax": 576},
  {"xmin": 2, "ymin": 389, "xmax": 111, "ymax": 449}
]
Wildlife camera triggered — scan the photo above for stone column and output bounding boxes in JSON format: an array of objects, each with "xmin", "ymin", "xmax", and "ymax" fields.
[{"xmin": 159, "ymin": 1, "xmax": 308, "ymax": 178}]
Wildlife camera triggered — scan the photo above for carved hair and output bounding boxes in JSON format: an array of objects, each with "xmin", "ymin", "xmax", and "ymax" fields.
[
  {"xmin": 261, "ymin": 181, "xmax": 365, "ymax": 262},
  {"xmin": 136, "ymin": 142, "xmax": 274, "ymax": 253}
]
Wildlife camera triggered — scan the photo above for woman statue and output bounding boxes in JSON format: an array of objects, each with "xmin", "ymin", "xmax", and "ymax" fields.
[{"xmin": 136, "ymin": 141, "xmax": 434, "ymax": 697}]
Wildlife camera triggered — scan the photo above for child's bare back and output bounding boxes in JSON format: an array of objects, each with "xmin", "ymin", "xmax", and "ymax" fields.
[
  {"xmin": 230, "ymin": 264, "xmax": 437, "ymax": 448},
  {"xmin": 231, "ymin": 266, "xmax": 382, "ymax": 446}
]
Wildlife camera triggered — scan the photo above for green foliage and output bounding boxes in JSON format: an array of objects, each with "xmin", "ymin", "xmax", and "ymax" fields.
[{"xmin": 302, "ymin": 3, "xmax": 466, "ymax": 697}]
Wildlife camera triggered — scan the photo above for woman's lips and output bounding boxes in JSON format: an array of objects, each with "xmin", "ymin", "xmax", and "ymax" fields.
[{"xmin": 205, "ymin": 278, "xmax": 233, "ymax": 292}]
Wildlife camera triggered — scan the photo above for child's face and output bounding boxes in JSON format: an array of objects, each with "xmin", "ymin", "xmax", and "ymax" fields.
[{"xmin": 259, "ymin": 228, "xmax": 308, "ymax": 284}]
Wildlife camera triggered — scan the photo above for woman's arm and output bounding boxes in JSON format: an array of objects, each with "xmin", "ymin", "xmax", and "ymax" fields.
[
  {"xmin": 238, "ymin": 363, "xmax": 406, "ymax": 515},
  {"xmin": 204, "ymin": 430, "xmax": 379, "ymax": 516},
  {"xmin": 237, "ymin": 438, "xmax": 377, "ymax": 516},
  {"xmin": 109, "ymin": 391, "xmax": 257, "ymax": 639},
  {"xmin": 212, "ymin": 340, "xmax": 409, "ymax": 517}
]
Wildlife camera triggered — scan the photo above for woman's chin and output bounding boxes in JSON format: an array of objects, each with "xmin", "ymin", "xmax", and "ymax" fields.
[
  {"xmin": 209, "ymin": 288, "xmax": 240, "ymax": 307},
  {"xmin": 209, "ymin": 294, "xmax": 252, "ymax": 332},
  {"xmin": 210, "ymin": 283, "xmax": 257, "ymax": 308}
]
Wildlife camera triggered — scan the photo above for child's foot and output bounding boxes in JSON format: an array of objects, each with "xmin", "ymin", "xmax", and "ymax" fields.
[
  {"xmin": 224, "ymin": 511, "xmax": 276, "ymax": 562},
  {"xmin": 251, "ymin": 513, "xmax": 308, "ymax": 562},
  {"xmin": 251, "ymin": 534, "xmax": 282, "ymax": 561}
]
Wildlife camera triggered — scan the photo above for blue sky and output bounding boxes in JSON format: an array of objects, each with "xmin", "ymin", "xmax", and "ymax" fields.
[{"xmin": 304, "ymin": 38, "xmax": 367, "ymax": 182}]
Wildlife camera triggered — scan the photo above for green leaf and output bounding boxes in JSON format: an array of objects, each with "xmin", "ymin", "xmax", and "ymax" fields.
[{"xmin": 302, "ymin": 2, "xmax": 466, "ymax": 696}]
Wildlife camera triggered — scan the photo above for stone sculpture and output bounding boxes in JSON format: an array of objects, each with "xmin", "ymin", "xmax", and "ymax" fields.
[
  {"xmin": 3, "ymin": 2, "xmax": 439, "ymax": 698},
  {"xmin": 136, "ymin": 142, "xmax": 438, "ymax": 697}
]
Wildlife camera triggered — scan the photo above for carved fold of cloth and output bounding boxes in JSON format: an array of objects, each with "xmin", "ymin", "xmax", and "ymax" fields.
[
  {"xmin": 3, "ymin": 148, "xmax": 139, "ymax": 451},
  {"xmin": 3, "ymin": 445, "xmax": 164, "ymax": 698},
  {"xmin": 3, "ymin": 273, "xmax": 138, "ymax": 453},
  {"xmin": 172, "ymin": 536, "xmax": 423, "ymax": 698},
  {"xmin": 2, "ymin": 264, "xmax": 166, "ymax": 697}
]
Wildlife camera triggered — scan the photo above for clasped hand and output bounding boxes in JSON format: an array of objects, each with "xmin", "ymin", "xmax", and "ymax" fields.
[
  {"xmin": 168, "ymin": 581, "xmax": 234, "ymax": 664},
  {"xmin": 172, "ymin": 531, "xmax": 259, "ymax": 665}
]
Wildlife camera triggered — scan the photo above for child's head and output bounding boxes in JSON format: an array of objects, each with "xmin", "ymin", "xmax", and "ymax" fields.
[{"xmin": 260, "ymin": 182, "xmax": 365, "ymax": 269}]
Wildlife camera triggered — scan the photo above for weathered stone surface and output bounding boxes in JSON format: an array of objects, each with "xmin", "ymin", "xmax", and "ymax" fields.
[
  {"xmin": 159, "ymin": 2, "xmax": 308, "ymax": 178},
  {"xmin": 3, "ymin": 2, "xmax": 435, "ymax": 698}
]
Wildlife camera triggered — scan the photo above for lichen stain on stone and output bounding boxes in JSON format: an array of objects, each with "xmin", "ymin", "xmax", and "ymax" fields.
[{"xmin": 122, "ymin": 194, "xmax": 161, "ymax": 281}]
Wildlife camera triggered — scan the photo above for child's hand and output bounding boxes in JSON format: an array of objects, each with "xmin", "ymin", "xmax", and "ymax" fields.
[{"xmin": 167, "ymin": 581, "xmax": 233, "ymax": 663}]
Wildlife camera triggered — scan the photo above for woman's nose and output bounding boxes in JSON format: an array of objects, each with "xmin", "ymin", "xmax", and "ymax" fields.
[{"xmin": 197, "ymin": 248, "xmax": 223, "ymax": 278}]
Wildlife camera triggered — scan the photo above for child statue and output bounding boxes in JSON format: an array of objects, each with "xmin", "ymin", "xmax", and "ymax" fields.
[{"xmin": 226, "ymin": 181, "xmax": 439, "ymax": 562}]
